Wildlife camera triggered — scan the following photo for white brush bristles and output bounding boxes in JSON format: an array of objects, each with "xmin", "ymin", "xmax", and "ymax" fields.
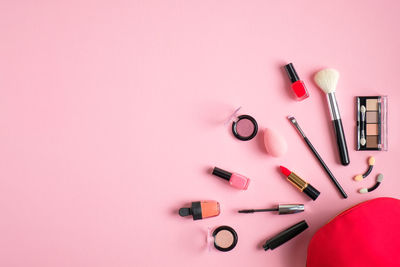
[
  {"xmin": 314, "ymin": 68, "xmax": 340, "ymax": 94},
  {"xmin": 377, "ymin": 173, "xmax": 384, "ymax": 182}
]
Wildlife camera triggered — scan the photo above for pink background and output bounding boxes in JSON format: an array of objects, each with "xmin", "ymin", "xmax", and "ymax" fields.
[{"xmin": 1, "ymin": 1, "xmax": 399, "ymax": 266}]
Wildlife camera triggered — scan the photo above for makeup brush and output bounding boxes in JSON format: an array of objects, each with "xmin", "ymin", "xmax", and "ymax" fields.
[
  {"xmin": 314, "ymin": 68, "xmax": 350, "ymax": 166},
  {"xmin": 360, "ymin": 105, "xmax": 366, "ymax": 146},
  {"xmin": 288, "ymin": 116, "xmax": 347, "ymax": 198}
]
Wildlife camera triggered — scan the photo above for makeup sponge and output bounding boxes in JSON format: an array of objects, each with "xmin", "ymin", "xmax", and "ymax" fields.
[{"xmin": 263, "ymin": 128, "xmax": 287, "ymax": 157}]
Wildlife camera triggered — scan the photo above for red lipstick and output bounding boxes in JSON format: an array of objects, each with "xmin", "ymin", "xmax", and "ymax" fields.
[
  {"xmin": 284, "ymin": 63, "xmax": 309, "ymax": 101},
  {"xmin": 280, "ymin": 166, "xmax": 291, "ymax": 176},
  {"xmin": 279, "ymin": 166, "xmax": 320, "ymax": 200}
]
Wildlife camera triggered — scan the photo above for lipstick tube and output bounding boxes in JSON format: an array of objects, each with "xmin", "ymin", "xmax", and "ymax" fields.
[{"xmin": 279, "ymin": 166, "xmax": 320, "ymax": 200}]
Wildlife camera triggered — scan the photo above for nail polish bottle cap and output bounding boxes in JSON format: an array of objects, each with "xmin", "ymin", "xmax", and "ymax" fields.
[
  {"xmin": 284, "ymin": 63, "xmax": 300, "ymax": 83},
  {"xmin": 212, "ymin": 167, "xmax": 232, "ymax": 181},
  {"xmin": 179, "ymin": 201, "xmax": 202, "ymax": 220}
]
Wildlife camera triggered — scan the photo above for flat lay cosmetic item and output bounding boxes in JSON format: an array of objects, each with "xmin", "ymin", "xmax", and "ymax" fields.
[
  {"xmin": 238, "ymin": 204, "xmax": 304, "ymax": 215},
  {"xmin": 263, "ymin": 128, "xmax": 288, "ymax": 157},
  {"xmin": 225, "ymin": 107, "xmax": 258, "ymax": 141},
  {"xmin": 356, "ymin": 96, "xmax": 388, "ymax": 151},
  {"xmin": 359, "ymin": 173, "xmax": 384, "ymax": 194},
  {"xmin": 279, "ymin": 166, "xmax": 320, "ymax": 201},
  {"xmin": 212, "ymin": 167, "xmax": 250, "ymax": 190},
  {"xmin": 179, "ymin": 201, "xmax": 220, "ymax": 220},
  {"xmin": 314, "ymin": 68, "xmax": 350, "ymax": 166},
  {"xmin": 287, "ymin": 116, "xmax": 347, "ymax": 198},
  {"xmin": 263, "ymin": 220, "xmax": 308, "ymax": 251},
  {"xmin": 284, "ymin": 63, "xmax": 309, "ymax": 101},
  {"xmin": 354, "ymin": 156, "xmax": 375, "ymax": 181},
  {"xmin": 207, "ymin": 226, "xmax": 238, "ymax": 252}
]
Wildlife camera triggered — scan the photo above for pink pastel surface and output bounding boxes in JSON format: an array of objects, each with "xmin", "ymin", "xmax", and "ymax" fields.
[{"xmin": 0, "ymin": 1, "xmax": 399, "ymax": 267}]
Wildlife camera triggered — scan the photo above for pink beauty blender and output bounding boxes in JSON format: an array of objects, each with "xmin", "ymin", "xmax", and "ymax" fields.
[{"xmin": 263, "ymin": 128, "xmax": 287, "ymax": 157}]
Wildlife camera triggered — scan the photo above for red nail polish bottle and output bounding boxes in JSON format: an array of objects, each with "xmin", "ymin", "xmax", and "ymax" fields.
[{"xmin": 284, "ymin": 63, "xmax": 309, "ymax": 101}]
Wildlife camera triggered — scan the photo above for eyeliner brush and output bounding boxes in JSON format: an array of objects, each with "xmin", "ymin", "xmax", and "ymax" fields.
[{"xmin": 287, "ymin": 116, "xmax": 348, "ymax": 199}]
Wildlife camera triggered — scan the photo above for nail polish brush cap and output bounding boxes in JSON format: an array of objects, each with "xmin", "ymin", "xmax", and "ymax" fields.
[
  {"xmin": 179, "ymin": 201, "xmax": 202, "ymax": 220},
  {"xmin": 278, "ymin": 204, "xmax": 304, "ymax": 214},
  {"xmin": 212, "ymin": 167, "xmax": 232, "ymax": 181},
  {"xmin": 263, "ymin": 220, "xmax": 308, "ymax": 250},
  {"xmin": 284, "ymin": 63, "xmax": 300, "ymax": 83}
]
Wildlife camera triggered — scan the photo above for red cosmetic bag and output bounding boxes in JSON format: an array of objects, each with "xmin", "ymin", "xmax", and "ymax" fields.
[{"xmin": 307, "ymin": 197, "xmax": 400, "ymax": 267}]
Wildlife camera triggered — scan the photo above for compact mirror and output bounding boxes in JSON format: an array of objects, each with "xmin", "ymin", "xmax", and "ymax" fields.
[
  {"xmin": 225, "ymin": 107, "xmax": 258, "ymax": 141},
  {"xmin": 207, "ymin": 225, "xmax": 238, "ymax": 252}
]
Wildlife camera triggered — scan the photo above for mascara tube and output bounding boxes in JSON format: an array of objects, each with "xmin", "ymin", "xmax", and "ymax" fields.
[{"xmin": 263, "ymin": 220, "xmax": 309, "ymax": 251}]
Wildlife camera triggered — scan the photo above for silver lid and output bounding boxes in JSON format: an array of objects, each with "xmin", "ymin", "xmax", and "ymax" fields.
[{"xmin": 278, "ymin": 204, "xmax": 304, "ymax": 215}]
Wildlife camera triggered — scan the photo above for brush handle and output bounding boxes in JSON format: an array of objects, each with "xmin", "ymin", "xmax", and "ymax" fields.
[
  {"xmin": 326, "ymin": 93, "xmax": 350, "ymax": 165},
  {"xmin": 333, "ymin": 119, "xmax": 350, "ymax": 166},
  {"xmin": 304, "ymin": 137, "xmax": 347, "ymax": 198},
  {"xmin": 361, "ymin": 111, "xmax": 365, "ymax": 144}
]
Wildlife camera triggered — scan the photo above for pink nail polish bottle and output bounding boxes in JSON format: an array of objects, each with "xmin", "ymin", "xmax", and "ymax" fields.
[{"xmin": 212, "ymin": 167, "xmax": 250, "ymax": 190}]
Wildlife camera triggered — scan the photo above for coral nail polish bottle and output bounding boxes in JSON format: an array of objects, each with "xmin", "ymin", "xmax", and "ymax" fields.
[
  {"xmin": 179, "ymin": 201, "xmax": 220, "ymax": 220},
  {"xmin": 212, "ymin": 167, "xmax": 250, "ymax": 190},
  {"xmin": 284, "ymin": 63, "xmax": 309, "ymax": 101}
]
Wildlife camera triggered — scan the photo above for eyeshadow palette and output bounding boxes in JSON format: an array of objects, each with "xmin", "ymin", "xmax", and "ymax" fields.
[{"xmin": 356, "ymin": 96, "xmax": 388, "ymax": 151}]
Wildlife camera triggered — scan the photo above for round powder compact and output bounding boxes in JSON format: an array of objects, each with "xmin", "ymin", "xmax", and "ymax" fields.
[
  {"xmin": 225, "ymin": 107, "xmax": 258, "ymax": 141},
  {"xmin": 212, "ymin": 226, "xmax": 238, "ymax": 252},
  {"xmin": 232, "ymin": 115, "xmax": 258, "ymax": 141}
]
